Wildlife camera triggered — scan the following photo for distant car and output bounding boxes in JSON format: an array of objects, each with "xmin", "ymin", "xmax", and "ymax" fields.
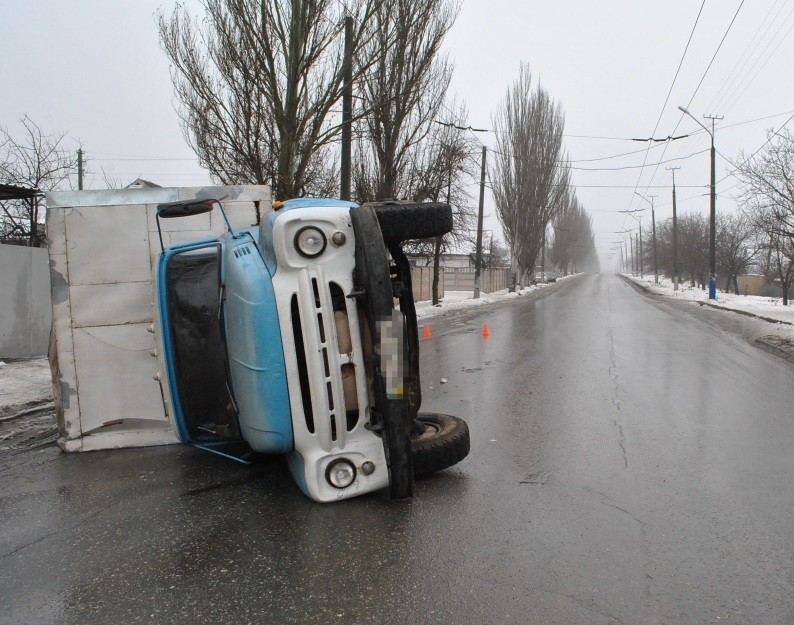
[{"xmin": 534, "ymin": 271, "xmax": 557, "ymax": 284}]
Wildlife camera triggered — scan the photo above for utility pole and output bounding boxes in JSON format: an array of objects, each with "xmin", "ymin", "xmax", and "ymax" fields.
[
  {"xmin": 473, "ymin": 146, "xmax": 487, "ymax": 299},
  {"xmin": 635, "ymin": 193, "xmax": 657, "ymax": 283},
  {"xmin": 704, "ymin": 114, "xmax": 722, "ymax": 299},
  {"xmin": 650, "ymin": 195, "xmax": 658, "ymax": 285},
  {"xmin": 339, "ymin": 16, "xmax": 353, "ymax": 201},
  {"xmin": 638, "ymin": 218, "xmax": 643, "ymax": 278},
  {"xmin": 667, "ymin": 166, "xmax": 681, "ymax": 290},
  {"xmin": 624, "ymin": 238, "xmax": 629, "ymax": 273},
  {"xmin": 77, "ymin": 148, "xmax": 84, "ymax": 190},
  {"xmin": 679, "ymin": 106, "xmax": 722, "ymax": 299},
  {"xmin": 629, "ymin": 235, "xmax": 634, "ymax": 275}
]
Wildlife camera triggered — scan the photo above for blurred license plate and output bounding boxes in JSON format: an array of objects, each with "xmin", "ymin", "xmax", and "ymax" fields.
[{"xmin": 378, "ymin": 309, "xmax": 406, "ymax": 399}]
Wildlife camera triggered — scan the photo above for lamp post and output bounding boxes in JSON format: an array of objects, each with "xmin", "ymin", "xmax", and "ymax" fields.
[{"xmin": 678, "ymin": 106, "xmax": 719, "ymax": 299}]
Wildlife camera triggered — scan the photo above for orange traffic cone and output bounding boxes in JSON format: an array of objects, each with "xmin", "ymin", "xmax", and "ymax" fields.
[
  {"xmin": 482, "ymin": 323, "xmax": 490, "ymax": 337},
  {"xmin": 423, "ymin": 323, "xmax": 432, "ymax": 338}
]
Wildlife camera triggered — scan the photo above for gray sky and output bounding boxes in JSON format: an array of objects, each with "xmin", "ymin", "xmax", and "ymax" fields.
[{"xmin": 3, "ymin": 1, "xmax": 793, "ymax": 267}]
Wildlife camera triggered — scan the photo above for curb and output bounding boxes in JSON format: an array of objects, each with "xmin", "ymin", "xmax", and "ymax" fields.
[
  {"xmin": 620, "ymin": 274, "xmax": 794, "ymax": 327},
  {"xmin": 754, "ymin": 336, "xmax": 794, "ymax": 361},
  {"xmin": 619, "ymin": 274, "xmax": 652, "ymax": 294},
  {"xmin": 696, "ymin": 300, "xmax": 794, "ymax": 326}
]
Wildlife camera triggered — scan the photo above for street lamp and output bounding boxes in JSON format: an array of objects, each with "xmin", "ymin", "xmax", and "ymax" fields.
[
  {"xmin": 678, "ymin": 105, "xmax": 718, "ymax": 299},
  {"xmin": 634, "ymin": 193, "xmax": 658, "ymax": 285}
]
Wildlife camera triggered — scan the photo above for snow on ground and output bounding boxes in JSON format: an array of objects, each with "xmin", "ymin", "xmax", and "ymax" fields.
[
  {"xmin": 622, "ymin": 273, "xmax": 794, "ymax": 325},
  {"xmin": 415, "ymin": 274, "xmax": 575, "ymax": 321},
  {"xmin": 0, "ymin": 358, "xmax": 52, "ymax": 416}
]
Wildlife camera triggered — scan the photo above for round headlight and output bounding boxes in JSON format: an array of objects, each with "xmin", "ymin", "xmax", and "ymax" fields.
[
  {"xmin": 325, "ymin": 458, "xmax": 357, "ymax": 489},
  {"xmin": 294, "ymin": 226, "xmax": 327, "ymax": 258}
]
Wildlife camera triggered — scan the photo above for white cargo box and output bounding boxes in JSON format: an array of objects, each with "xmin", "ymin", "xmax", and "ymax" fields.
[{"xmin": 46, "ymin": 185, "xmax": 271, "ymax": 451}]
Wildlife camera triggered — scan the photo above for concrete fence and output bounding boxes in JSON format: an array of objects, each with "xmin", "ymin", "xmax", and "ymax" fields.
[
  {"xmin": 410, "ymin": 267, "xmax": 509, "ymax": 301},
  {"xmin": 0, "ymin": 244, "xmax": 51, "ymax": 359},
  {"xmin": 410, "ymin": 266, "xmax": 444, "ymax": 302},
  {"xmin": 442, "ymin": 268, "xmax": 510, "ymax": 294}
]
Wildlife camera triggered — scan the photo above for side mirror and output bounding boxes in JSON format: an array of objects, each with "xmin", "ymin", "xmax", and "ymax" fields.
[
  {"xmin": 155, "ymin": 197, "xmax": 234, "ymax": 252},
  {"xmin": 156, "ymin": 199, "xmax": 215, "ymax": 218}
]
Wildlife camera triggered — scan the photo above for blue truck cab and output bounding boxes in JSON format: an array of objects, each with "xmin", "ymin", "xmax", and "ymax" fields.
[{"xmin": 153, "ymin": 197, "xmax": 469, "ymax": 502}]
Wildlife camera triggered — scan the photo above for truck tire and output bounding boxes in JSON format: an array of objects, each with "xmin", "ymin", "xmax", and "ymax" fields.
[
  {"xmin": 411, "ymin": 413, "xmax": 470, "ymax": 476},
  {"xmin": 371, "ymin": 202, "xmax": 453, "ymax": 244}
]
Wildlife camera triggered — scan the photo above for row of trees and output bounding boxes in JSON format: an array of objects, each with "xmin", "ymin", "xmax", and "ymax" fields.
[
  {"xmin": 160, "ymin": 0, "xmax": 473, "ymax": 211},
  {"xmin": 549, "ymin": 197, "xmax": 599, "ymax": 275},
  {"xmin": 4, "ymin": 0, "xmax": 600, "ymax": 283},
  {"xmin": 490, "ymin": 65, "xmax": 598, "ymax": 279},
  {"xmin": 161, "ymin": 0, "xmax": 599, "ymax": 288},
  {"xmin": 625, "ymin": 127, "xmax": 793, "ymax": 304},
  {"xmin": 632, "ymin": 212, "xmax": 754, "ymax": 291},
  {"xmin": 630, "ymin": 210, "xmax": 791, "ymax": 305}
]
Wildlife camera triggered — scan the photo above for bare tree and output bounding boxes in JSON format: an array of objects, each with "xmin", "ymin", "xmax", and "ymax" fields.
[
  {"xmin": 716, "ymin": 213, "xmax": 756, "ymax": 293},
  {"xmin": 735, "ymin": 127, "xmax": 794, "ymax": 303},
  {"xmin": 736, "ymin": 128, "xmax": 794, "ymax": 238},
  {"xmin": 491, "ymin": 64, "xmax": 568, "ymax": 281},
  {"xmin": 549, "ymin": 191, "xmax": 592, "ymax": 275},
  {"xmin": 0, "ymin": 116, "xmax": 78, "ymax": 246},
  {"xmin": 485, "ymin": 236, "xmax": 509, "ymax": 268},
  {"xmin": 676, "ymin": 212, "xmax": 709, "ymax": 288},
  {"xmin": 394, "ymin": 109, "xmax": 477, "ymax": 303},
  {"xmin": 353, "ymin": 0, "xmax": 459, "ymax": 201},
  {"xmin": 754, "ymin": 211, "xmax": 793, "ymax": 304},
  {"xmin": 158, "ymin": 0, "xmax": 381, "ymax": 199}
]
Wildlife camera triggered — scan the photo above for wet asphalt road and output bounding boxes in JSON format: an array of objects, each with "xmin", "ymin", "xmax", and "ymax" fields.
[{"xmin": 2, "ymin": 273, "xmax": 794, "ymax": 624}]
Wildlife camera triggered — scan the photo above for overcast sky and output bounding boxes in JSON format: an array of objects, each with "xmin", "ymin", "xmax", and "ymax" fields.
[{"xmin": 3, "ymin": 1, "xmax": 793, "ymax": 267}]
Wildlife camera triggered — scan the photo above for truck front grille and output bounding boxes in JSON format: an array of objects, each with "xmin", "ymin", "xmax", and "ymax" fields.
[{"xmin": 289, "ymin": 275, "xmax": 362, "ymax": 450}]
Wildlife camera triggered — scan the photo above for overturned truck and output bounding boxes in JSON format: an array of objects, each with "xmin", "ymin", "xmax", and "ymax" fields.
[{"xmin": 47, "ymin": 187, "xmax": 469, "ymax": 502}]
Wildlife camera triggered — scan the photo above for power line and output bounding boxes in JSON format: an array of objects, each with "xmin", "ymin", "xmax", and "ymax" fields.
[
  {"xmin": 632, "ymin": 0, "xmax": 746, "ymax": 221},
  {"xmin": 651, "ymin": 0, "xmax": 707, "ymax": 145},
  {"xmin": 706, "ymin": 0, "xmax": 789, "ymax": 113},
  {"xmin": 620, "ymin": 0, "xmax": 707, "ymax": 227},
  {"xmin": 684, "ymin": 0, "xmax": 746, "ymax": 111},
  {"xmin": 715, "ymin": 110, "xmax": 794, "ymax": 184},
  {"xmin": 566, "ymin": 149, "xmax": 708, "ymax": 172},
  {"xmin": 720, "ymin": 9, "xmax": 794, "ymax": 114}
]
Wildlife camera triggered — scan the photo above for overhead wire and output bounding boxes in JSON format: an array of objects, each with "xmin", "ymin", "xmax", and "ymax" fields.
[
  {"xmin": 706, "ymin": 0, "xmax": 788, "ymax": 113},
  {"xmin": 682, "ymin": 0, "xmax": 745, "ymax": 115},
  {"xmin": 715, "ymin": 109, "xmax": 794, "ymax": 184},
  {"xmin": 620, "ymin": 0, "xmax": 707, "ymax": 230},
  {"xmin": 631, "ymin": 0, "xmax": 746, "ymax": 233},
  {"xmin": 719, "ymin": 10, "xmax": 794, "ymax": 115}
]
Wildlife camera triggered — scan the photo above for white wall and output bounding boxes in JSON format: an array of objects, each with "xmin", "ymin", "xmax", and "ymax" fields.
[{"xmin": 0, "ymin": 244, "xmax": 51, "ymax": 359}]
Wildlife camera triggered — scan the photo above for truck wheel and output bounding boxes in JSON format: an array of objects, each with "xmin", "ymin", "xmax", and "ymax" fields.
[
  {"xmin": 411, "ymin": 413, "xmax": 470, "ymax": 476},
  {"xmin": 371, "ymin": 202, "xmax": 453, "ymax": 244}
]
